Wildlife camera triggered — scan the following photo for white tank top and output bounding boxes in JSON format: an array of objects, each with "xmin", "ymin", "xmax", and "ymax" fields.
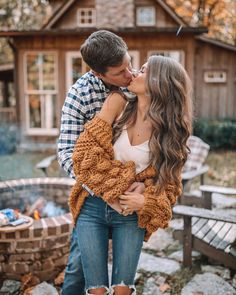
[{"xmin": 113, "ymin": 129, "xmax": 150, "ymax": 174}]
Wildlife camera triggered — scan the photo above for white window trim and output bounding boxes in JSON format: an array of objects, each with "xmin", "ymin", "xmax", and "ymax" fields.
[
  {"xmin": 148, "ymin": 50, "xmax": 185, "ymax": 67},
  {"xmin": 66, "ymin": 51, "xmax": 87, "ymax": 92},
  {"xmin": 136, "ymin": 6, "xmax": 156, "ymax": 26},
  {"xmin": 204, "ymin": 71, "xmax": 227, "ymax": 83},
  {"xmin": 77, "ymin": 8, "xmax": 96, "ymax": 27},
  {"xmin": 23, "ymin": 51, "xmax": 59, "ymax": 136},
  {"xmin": 128, "ymin": 50, "xmax": 140, "ymax": 71}
]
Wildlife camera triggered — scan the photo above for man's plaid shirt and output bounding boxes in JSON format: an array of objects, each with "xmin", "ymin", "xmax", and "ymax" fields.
[{"xmin": 57, "ymin": 71, "xmax": 128, "ymax": 179}]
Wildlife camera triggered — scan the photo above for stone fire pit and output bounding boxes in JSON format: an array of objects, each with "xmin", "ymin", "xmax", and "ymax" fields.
[{"xmin": 0, "ymin": 178, "xmax": 75, "ymax": 281}]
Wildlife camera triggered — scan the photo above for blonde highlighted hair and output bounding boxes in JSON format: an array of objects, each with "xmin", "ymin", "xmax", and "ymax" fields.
[{"xmin": 113, "ymin": 55, "xmax": 192, "ymax": 189}]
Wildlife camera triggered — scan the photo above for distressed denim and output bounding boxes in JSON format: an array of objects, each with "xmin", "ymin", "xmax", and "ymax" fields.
[
  {"xmin": 62, "ymin": 228, "xmax": 86, "ymax": 295},
  {"xmin": 76, "ymin": 196, "xmax": 145, "ymax": 293}
]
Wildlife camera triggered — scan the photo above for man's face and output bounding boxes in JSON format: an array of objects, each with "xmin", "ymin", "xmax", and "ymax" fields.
[{"xmin": 95, "ymin": 53, "xmax": 133, "ymax": 87}]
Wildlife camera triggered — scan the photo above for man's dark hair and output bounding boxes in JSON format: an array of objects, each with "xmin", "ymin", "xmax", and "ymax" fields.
[{"xmin": 80, "ymin": 30, "xmax": 128, "ymax": 74}]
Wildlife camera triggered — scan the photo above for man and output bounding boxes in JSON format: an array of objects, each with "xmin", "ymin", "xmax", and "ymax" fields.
[{"xmin": 58, "ymin": 30, "xmax": 142, "ymax": 295}]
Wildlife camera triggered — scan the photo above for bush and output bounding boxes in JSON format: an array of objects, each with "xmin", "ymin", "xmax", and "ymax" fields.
[
  {"xmin": 0, "ymin": 124, "xmax": 18, "ymax": 155},
  {"xmin": 193, "ymin": 118, "xmax": 236, "ymax": 149}
]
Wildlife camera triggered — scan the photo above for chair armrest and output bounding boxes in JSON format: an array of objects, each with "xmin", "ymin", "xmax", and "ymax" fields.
[
  {"xmin": 182, "ymin": 165, "xmax": 209, "ymax": 181},
  {"xmin": 173, "ymin": 205, "xmax": 236, "ymax": 224},
  {"xmin": 199, "ymin": 185, "xmax": 236, "ymax": 196},
  {"xmin": 35, "ymin": 155, "xmax": 57, "ymax": 175}
]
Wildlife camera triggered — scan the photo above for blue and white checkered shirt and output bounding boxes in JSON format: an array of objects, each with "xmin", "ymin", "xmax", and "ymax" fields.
[{"xmin": 57, "ymin": 71, "xmax": 129, "ymax": 179}]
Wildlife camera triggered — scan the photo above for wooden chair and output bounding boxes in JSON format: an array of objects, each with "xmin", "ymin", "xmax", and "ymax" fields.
[
  {"xmin": 180, "ymin": 136, "xmax": 210, "ymax": 206},
  {"xmin": 35, "ymin": 154, "xmax": 57, "ymax": 176},
  {"xmin": 173, "ymin": 185, "xmax": 236, "ymax": 269}
]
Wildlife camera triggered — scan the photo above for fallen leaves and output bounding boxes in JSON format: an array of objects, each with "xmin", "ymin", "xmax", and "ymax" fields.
[
  {"xmin": 159, "ymin": 283, "xmax": 171, "ymax": 293},
  {"xmin": 54, "ymin": 271, "xmax": 65, "ymax": 286},
  {"xmin": 20, "ymin": 273, "xmax": 40, "ymax": 294}
]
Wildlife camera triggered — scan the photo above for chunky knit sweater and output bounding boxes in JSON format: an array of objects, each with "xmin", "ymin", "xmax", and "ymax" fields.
[{"xmin": 69, "ymin": 116, "xmax": 182, "ymax": 240}]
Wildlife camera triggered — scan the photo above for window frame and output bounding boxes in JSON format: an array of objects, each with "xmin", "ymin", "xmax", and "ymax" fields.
[
  {"xmin": 66, "ymin": 51, "xmax": 88, "ymax": 92},
  {"xmin": 77, "ymin": 8, "xmax": 96, "ymax": 27},
  {"xmin": 204, "ymin": 70, "xmax": 227, "ymax": 83},
  {"xmin": 136, "ymin": 6, "xmax": 156, "ymax": 26},
  {"xmin": 148, "ymin": 50, "xmax": 185, "ymax": 67},
  {"xmin": 23, "ymin": 51, "xmax": 59, "ymax": 136}
]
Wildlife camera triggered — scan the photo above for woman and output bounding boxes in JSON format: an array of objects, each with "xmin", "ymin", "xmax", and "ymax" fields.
[{"xmin": 69, "ymin": 55, "xmax": 192, "ymax": 295}]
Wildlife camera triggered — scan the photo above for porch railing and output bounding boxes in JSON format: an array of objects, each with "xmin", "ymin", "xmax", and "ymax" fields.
[{"xmin": 0, "ymin": 107, "xmax": 17, "ymax": 124}]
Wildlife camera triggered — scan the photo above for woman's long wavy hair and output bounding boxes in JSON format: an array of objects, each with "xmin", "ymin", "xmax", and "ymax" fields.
[{"xmin": 113, "ymin": 55, "xmax": 193, "ymax": 189}]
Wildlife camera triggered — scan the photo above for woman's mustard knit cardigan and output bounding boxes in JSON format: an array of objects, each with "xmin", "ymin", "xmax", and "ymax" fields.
[{"xmin": 69, "ymin": 116, "xmax": 182, "ymax": 241}]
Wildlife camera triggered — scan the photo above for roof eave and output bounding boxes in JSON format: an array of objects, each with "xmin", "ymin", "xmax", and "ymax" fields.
[
  {"xmin": 196, "ymin": 35, "xmax": 236, "ymax": 52},
  {"xmin": 0, "ymin": 27, "xmax": 208, "ymax": 37}
]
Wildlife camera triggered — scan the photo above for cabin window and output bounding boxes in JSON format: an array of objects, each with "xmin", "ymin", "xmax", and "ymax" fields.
[
  {"xmin": 148, "ymin": 50, "xmax": 185, "ymax": 66},
  {"xmin": 66, "ymin": 52, "xmax": 88, "ymax": 91},
  {"xmin": 136, "ymin": 7, "xmax": 156, "ymax": 26},
  {"xmin": 24, "ymin": 52, "xmax": 58, "ymax": 135},
  {"xmin": 77, "ymin": 8, "xmax": 96, "ymax": 27},
  {"xmin": 204, "ymin": 71, "xmax": 227, "ymax": 83}
]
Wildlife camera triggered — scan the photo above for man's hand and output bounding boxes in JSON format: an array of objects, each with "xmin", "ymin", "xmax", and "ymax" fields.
[{"xmin": 125, "ymin": 182, "xmax": 145, "ymax": 194}]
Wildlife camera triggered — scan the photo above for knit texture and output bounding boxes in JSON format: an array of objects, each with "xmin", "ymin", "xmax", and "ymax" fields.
[{"xmin": 69, "ymin": 116, "xmax": 182, "ymax": 240}]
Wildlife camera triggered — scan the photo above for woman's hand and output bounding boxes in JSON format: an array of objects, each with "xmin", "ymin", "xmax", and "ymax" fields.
[
  {"xmin": 108, "ymin": 199, "xmax": 123, "ymax": 214},
  {"xmin": 119, "ymin": 192, "xmax": 145, "ymax": 215}
]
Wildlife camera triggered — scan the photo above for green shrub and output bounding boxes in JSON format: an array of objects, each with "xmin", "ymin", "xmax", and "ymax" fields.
[
  {"xmin": 0, "ymin": 124, "xmax": 18, "ymax": 155},
  {"xmin": 193, "ymin": 118, "xmax": 236, "ymax": 149}
]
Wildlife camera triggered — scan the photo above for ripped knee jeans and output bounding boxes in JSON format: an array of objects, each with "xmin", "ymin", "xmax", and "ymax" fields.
[{"xmin": 75, "ymin": 196, "xmax": 145, "ymax": 294}]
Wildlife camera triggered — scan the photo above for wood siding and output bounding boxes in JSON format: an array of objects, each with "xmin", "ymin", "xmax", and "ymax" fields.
[
  {"xmin": 53, "ymin": 0, "xmax": 95, "ymax": 29},
  {"xmin": 195, "ymin": 41, "xmax": 236, "ymax": 119}
]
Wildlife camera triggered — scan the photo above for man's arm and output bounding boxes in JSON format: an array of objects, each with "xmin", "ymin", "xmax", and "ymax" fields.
[{"xmin": 57, "ymin": 86, "xmax": 86, "ymax": 179}]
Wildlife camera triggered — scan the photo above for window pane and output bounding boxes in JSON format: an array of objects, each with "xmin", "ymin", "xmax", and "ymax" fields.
[
  {"xmin": 72, "ymin": 57, "xmax": 83, "ymax": 84},
  {"xmin": 137, "ymin": 7, "xmax": 155, "ymax": 25},
  {"xmin": 29, "ymin": 94, "xmax": 41, "ymax": 128},
  {"xmin": 42, "ymin": 54, "xmax": 56, "ymax": 90},
  {"xmin": 78, "ymin": 9, "xmax": 95, "ymax": 26},
  {"xmin": 27, "ymin": 54, "xmax": 40, "ymax": 90},
  {"xmin": 149, "ymin": 51, "xmax": 184, "ymax": 65},
  {"xmin": 44, "ymin": 94, "xmax": 57, "ymax": 128}
]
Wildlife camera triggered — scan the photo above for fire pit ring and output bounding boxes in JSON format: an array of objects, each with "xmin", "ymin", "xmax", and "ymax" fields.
[{"xmin": 0, "ymin": 177, "xmax": 75, "ymax": 281}]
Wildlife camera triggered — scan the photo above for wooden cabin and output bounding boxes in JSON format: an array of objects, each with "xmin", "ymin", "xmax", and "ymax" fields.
[{"xmin": 0, "ymin": 0, "xmax": 235, "ymax": 150}]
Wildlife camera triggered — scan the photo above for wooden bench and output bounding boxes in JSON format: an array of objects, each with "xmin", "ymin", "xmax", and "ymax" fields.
[{"xmin": 173, "ymin": 185, "xmax": 236, "ymax": 269}]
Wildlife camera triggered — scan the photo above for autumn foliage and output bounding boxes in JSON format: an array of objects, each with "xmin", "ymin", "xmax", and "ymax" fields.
[{"xmin": 167, "ymin": 0, "xmax": 236, "ymax": 45}]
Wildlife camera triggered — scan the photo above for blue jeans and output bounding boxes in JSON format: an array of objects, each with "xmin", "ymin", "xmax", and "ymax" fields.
[
  {"xmin": 62, "ymin": 227, "xmax": 85, "ymax": 295},
  {"xmin": 76, "ymin": 196, "xmax": 145, "ymax": 293}
]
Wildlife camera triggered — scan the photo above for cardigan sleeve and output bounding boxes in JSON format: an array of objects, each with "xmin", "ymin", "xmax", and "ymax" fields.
[
  {"xmin": 137, "ymin": 179, "xmax": 182, "ymax": 234},
  {"xmin": 71, "ymin": 116, "xmax": 136, "ymax": 203}
]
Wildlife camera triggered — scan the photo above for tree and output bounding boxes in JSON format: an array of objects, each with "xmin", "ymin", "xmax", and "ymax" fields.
[
  {"xmin": 0, "ymin": 0, "xmax": 50, "ymax": 30},
  {"xmin": 0, "ymin": 0, "xmax": 50, "ymax": 64},
  {"xmin": 167, "ymin": 0, "xmax": 236, "ymax": 45}
]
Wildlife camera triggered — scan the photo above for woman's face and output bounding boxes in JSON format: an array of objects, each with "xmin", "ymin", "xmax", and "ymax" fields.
[{"xmin": 127, "ymin": 63, "xmax": 148, "ymax": 94}]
